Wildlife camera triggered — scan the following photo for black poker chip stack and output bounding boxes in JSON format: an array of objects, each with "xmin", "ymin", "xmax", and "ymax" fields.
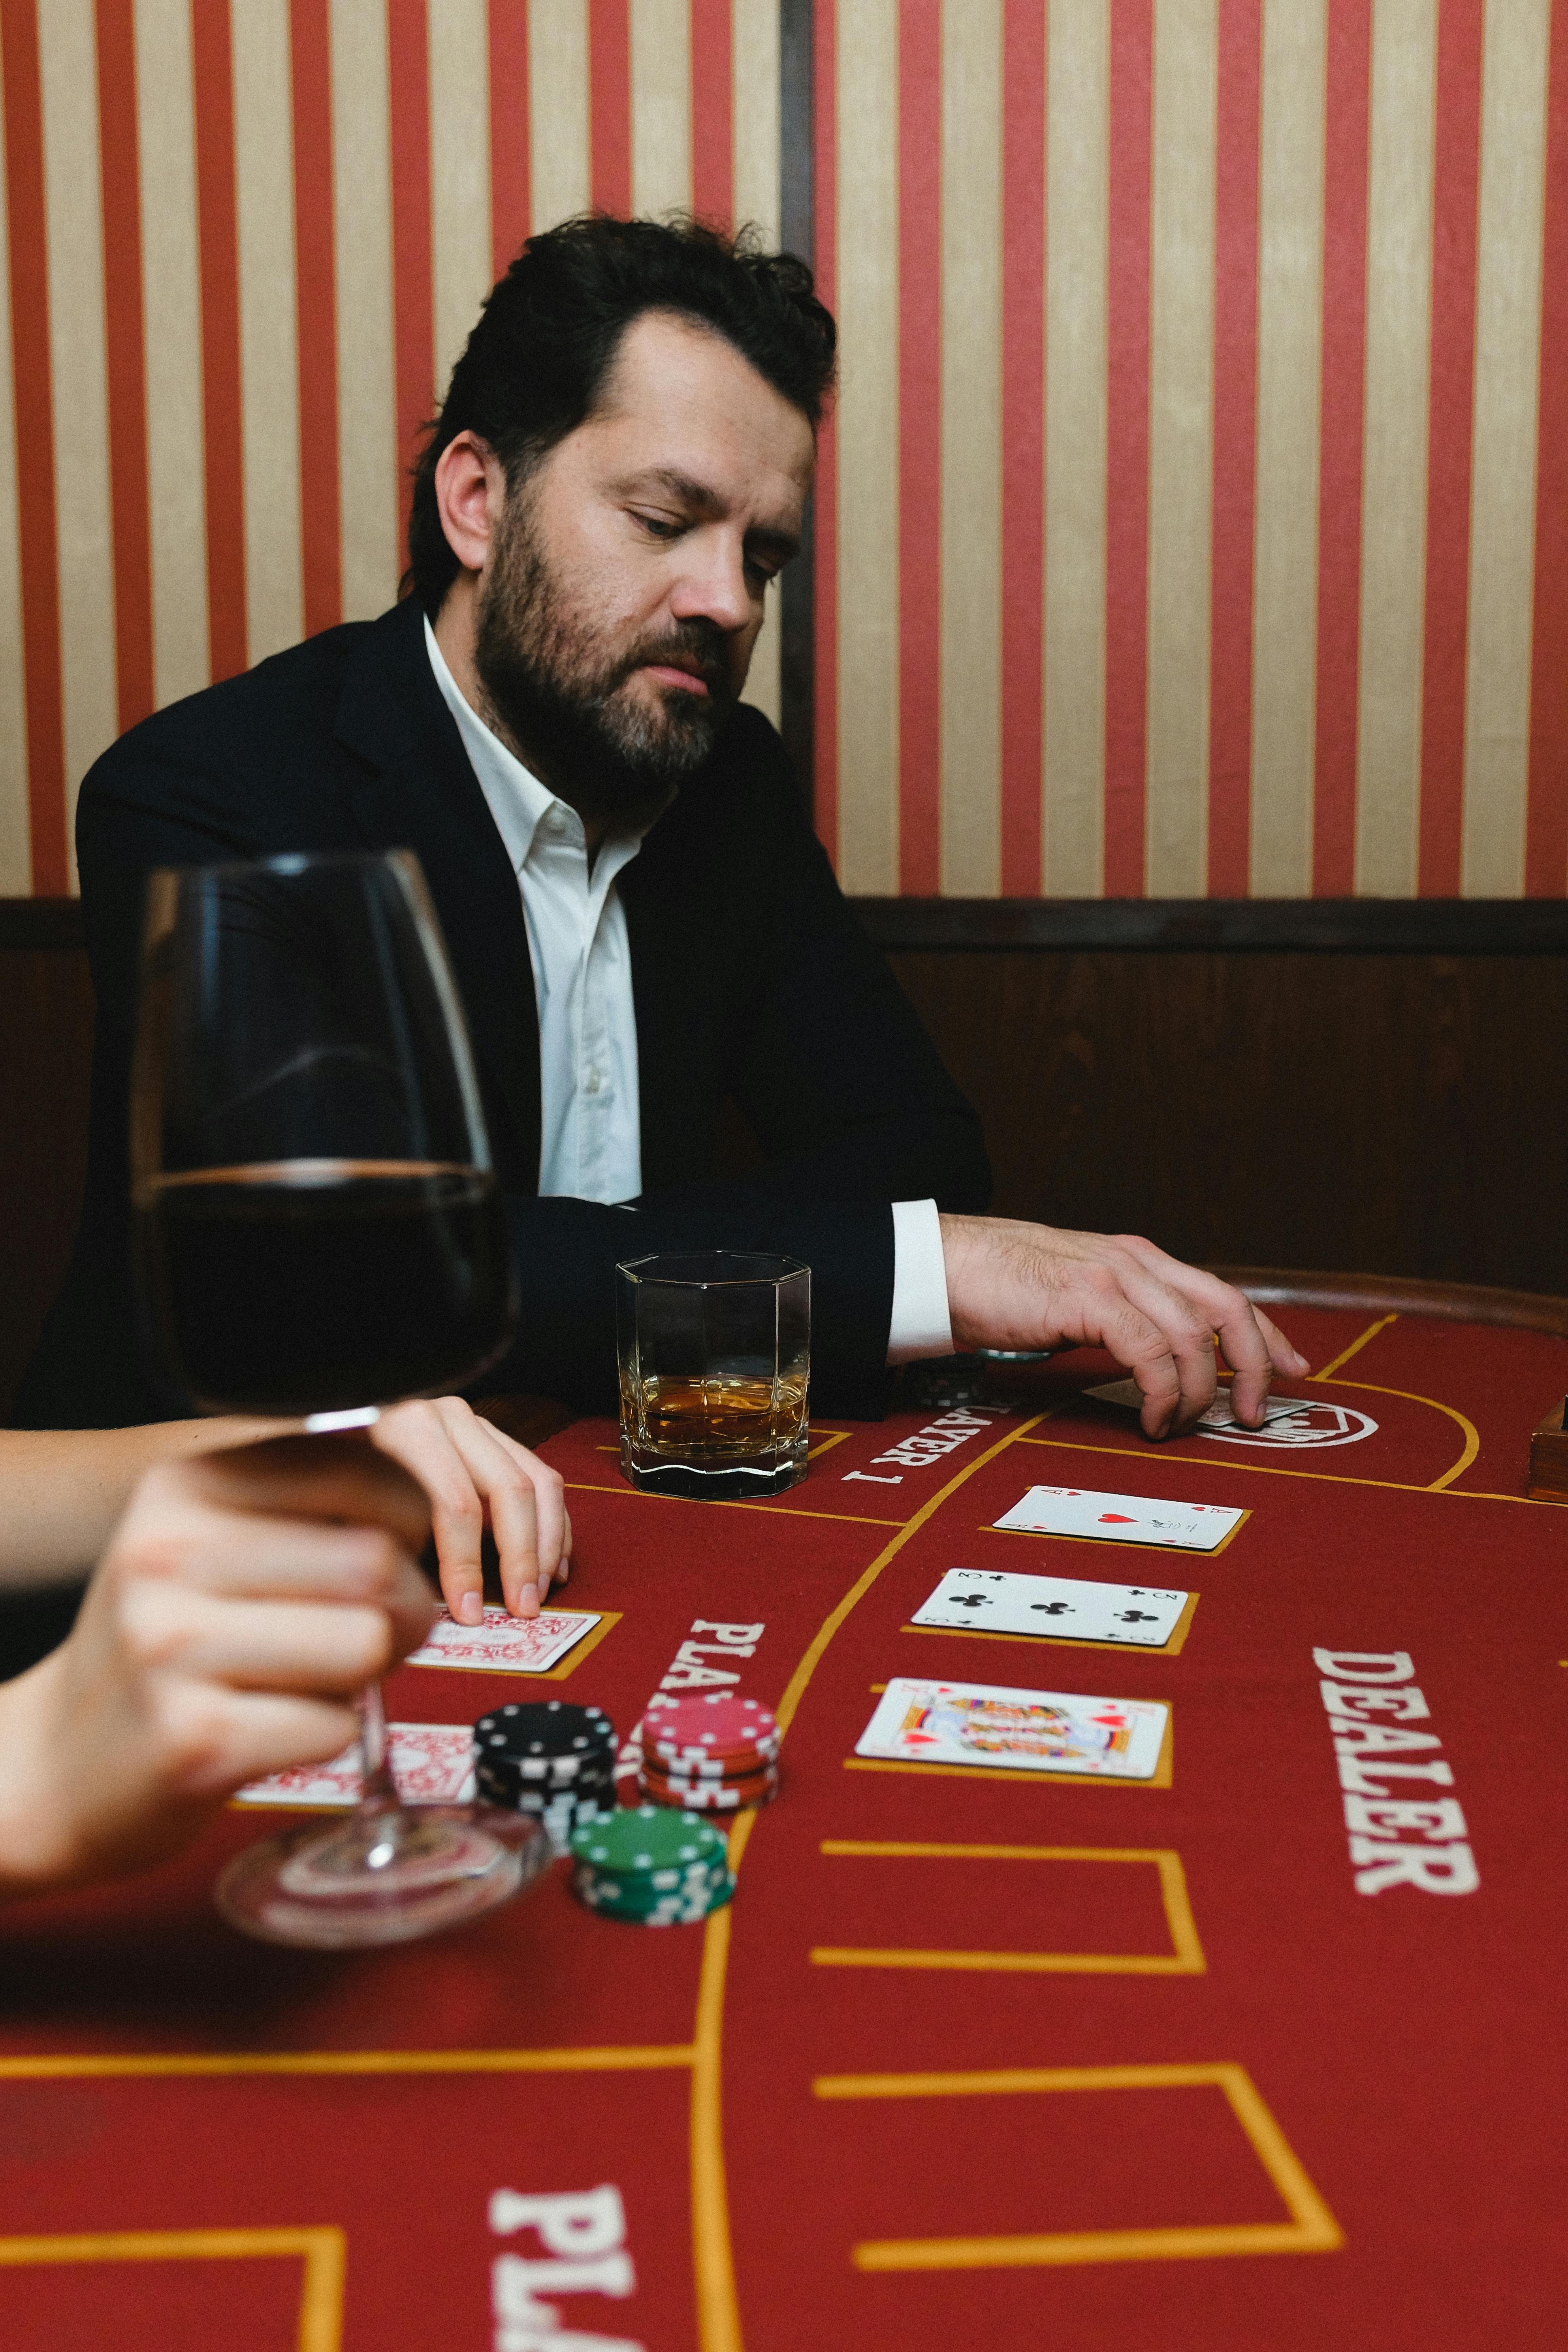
[{"xmin": 472, "ymin": 1700, "xmax": 618, "ymax": 1853}]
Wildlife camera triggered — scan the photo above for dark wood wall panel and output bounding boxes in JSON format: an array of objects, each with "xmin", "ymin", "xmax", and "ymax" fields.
[
  {"xmin": 0, "ymin": 946, "xmax": 94, "ymax": 1416},
  {"xmin": 888, "ymin": 949, "xmax": 1568, "ymax": 1296},
  {"xmin": 2, "ymin": 940, "xmax": 1564, "ymax": 1416}
]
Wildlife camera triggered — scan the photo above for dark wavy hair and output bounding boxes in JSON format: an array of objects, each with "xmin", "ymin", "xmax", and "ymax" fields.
[{"xmin": 405, "ymin": 214, "xmax": 837, "ymax": 613}]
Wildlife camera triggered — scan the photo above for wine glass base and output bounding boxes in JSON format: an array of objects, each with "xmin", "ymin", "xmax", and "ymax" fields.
[{"xmin": 215, "ymin": 1804, "xmax": 550, "ymax": 1949}]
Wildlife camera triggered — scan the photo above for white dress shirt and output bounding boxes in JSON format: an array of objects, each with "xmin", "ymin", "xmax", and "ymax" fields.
[{"xmin": 424, "ymin": 618, "xmax": 954, "ymax": 1361}]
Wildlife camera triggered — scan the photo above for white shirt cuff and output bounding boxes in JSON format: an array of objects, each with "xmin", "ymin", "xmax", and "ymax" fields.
[{"xmin": 886, "ymin": 1198, "xmax": 954, "ymax": 1364}]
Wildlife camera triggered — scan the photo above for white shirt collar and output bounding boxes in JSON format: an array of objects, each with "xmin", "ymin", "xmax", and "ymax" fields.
[
  {"xmin": 423, "ymin": 612, "xmax": 664, "ymax": 881},
  {"xmin": 424, "ymin": 612, "xmax": 561, "ymax": 873}
]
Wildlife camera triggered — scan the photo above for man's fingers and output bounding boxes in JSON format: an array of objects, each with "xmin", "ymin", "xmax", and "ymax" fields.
[
  {"xmin": 1110, "ymin": 1241, "xmax": 1309, "ymax": 1429},
  {"xmin": 1112, "ymin": 1274, "xmax": 1224, "ymax": 1433},
  {"xmin": 1254, "ymin": 1305, "xmax": 1310, "ymax": 1375}
]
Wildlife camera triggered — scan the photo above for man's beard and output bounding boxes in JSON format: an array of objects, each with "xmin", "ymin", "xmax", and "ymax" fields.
[{"xmin": 472, "ymin": 489, "xmax": 737, "ymax": 830}]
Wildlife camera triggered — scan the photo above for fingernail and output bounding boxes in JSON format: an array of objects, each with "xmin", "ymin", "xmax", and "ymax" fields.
[{"xmin": 458, "ymin": 1591, "xmax": 483, "ymax": 1625}]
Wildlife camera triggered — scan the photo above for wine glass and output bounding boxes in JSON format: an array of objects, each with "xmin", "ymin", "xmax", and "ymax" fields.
[{"xmin": 132, "ymin": 849, "xmax": 546, "ymax": 1947}]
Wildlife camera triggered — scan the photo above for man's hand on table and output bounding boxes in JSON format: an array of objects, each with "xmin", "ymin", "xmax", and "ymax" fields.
[
  {"xmin": 939, "ymin": 1215, "xmax": 1309, "ymax": 1438},
  {"xmin": 0, "ymin": 1435, "xmax": 438, "ymax": 1896},
  {"xmin": 369, "ymin": 1397, "xmax": 572, "ymax": 1623}
]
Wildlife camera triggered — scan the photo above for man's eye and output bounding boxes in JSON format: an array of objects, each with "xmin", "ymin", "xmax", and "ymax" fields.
[{"xmin": 632, "ymin": 510, "xmax": 683, "ymax": 540}]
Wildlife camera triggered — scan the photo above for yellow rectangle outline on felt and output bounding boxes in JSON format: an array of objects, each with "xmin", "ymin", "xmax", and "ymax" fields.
[
  {"xmin": 809, "ymin": 1841, "xmax": 1204, "ymax": 1975},
  {"xmin": 984, "ymin": 1509, "xmax": 1249, "ymax": 1560},
  {"xmin": 900, "ymin": 1590, "xmax": 1200, "ymax": 1658},
  {"xmin": 0, "ymin": 2226, "xmax": 344, "ymax": 2352},
  {"xmin": 811, "ymin": 2063, "xmax": 1342, "ymax": 2270},
  {"xmin": 406, "ymin": 1608, "xmax": 621, "ymax": 1682},
  {"xmin": 0, "ymin": 2043, "xmax": 695, "ymax": 2081},
  {"xmin": 845, "ymin": 1705, "xmax": 1174, "ymax": 1790}
]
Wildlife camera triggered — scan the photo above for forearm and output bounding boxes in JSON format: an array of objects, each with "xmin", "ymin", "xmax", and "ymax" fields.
[{"xmin": 0, "ymin": 1419, "xmax": 280, "ymax": 1585}]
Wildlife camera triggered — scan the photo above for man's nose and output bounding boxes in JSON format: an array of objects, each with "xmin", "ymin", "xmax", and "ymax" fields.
[{"xmin": 668, "ymin": 529, "xmax": 755, "ymax": 636}]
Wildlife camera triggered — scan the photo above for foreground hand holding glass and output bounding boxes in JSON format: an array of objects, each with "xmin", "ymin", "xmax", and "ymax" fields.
[{"xmin": 133, "ymin": 849, "xmax": 548, "ymax": 1946}]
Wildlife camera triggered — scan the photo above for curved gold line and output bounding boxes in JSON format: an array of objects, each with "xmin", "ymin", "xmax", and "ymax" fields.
[
  {"xmin": 1302, "ymin": 1314, "xmax": 1480, "ymax": 1488},
  {"xmin": 1316, "ymin": 1375, "xmax": 1481, "ymax": 1491},
  {"xmin": 686, "ymin": 1410, "xmax": 1054, "ymax": 2351}
]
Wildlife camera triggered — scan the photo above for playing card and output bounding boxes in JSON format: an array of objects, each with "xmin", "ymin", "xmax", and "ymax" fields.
[
  {"xmin": 1086, "ymin": 1377, "xmax": 1301, "ymax": 1430},
  {"xmin": 855, "ymin": 1676, "xmax": 1167, "ymax": 1779},
  {"xmin": 911, "ymin": 1566, "xmax": 1188, "ymax": 1646},
  {"xmin": 234, "ymin": 1722, "xmax": 476, "ymax": 1809},
  {"xmin": 993, "ymin": 1483, "xmax": 1242, "ymax": 1553},
  {"xmin": 403, "ymin": 1604, "xmax": 601, "ymax": 1674}
]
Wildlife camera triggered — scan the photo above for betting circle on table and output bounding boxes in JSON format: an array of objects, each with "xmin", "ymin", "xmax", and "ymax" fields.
[{"xmin": 5, "ymin": 1303, "xmax": 1568, "ymax": 2351}]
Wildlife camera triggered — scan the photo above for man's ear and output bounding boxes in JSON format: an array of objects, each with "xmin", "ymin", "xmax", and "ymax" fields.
[{"xmin": 433, "ymin": 432, "xmax": 505, "ymax": 575}]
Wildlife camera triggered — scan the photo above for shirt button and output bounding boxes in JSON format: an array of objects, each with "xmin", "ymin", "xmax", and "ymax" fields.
[{"xmin": 584, "ymin": 1066, "xmax": 603, "ymax": 1094}]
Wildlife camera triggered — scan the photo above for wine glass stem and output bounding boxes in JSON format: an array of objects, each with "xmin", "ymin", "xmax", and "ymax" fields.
[{"xmin": 357, "ymin": 1682, "xmax": 400, "ymax": 1808}]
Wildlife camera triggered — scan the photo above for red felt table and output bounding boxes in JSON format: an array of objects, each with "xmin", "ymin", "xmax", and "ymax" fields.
[{"xmin": 2, "ymin": 1294, "xmax": 1566, "ymax": 2350}]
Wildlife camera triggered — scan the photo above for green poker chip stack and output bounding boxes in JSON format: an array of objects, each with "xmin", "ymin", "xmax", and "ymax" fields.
[{"xmin": 568, "ymin": 1805, "xmax": 736, "ymax": 1926}]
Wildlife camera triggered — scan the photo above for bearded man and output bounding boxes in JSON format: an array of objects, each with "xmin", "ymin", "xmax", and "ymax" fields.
[{"xmin": 17, "ymin": 217, "xmax": 1302, "ymax": 1435}]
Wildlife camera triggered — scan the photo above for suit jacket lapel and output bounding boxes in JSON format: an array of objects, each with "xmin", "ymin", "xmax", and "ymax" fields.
[{"xmin": 330, "ymin": 598, "xmax": 542, "ymax": 1189}]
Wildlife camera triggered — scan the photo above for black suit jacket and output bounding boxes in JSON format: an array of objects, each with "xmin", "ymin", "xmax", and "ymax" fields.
[{"xmin": 15, "ymin": 597, "xmax": 990, "ymax": 1428}]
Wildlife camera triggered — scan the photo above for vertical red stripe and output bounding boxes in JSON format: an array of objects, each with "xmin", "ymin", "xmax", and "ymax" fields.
[
  {"xmin": 1526, "ymin": 0, "xmax": 1568, "ymax": 894},
  {"xmin": 0, "ymin": 0, "xmax": 65, "ymax": 888},
  {"xmin": 95, "ymin": 0, "xmax": 153, "ymax": 734},
  {"xmin": 290, "ymin": 0, "xmax": 341, "ymax": 639},
  {"xmin": 489, "ymin": 0, "xmax": 530, "ymax": 275},
  {"xmin": 1417, "ymin": 0, "xmax": 1482, "ymax": 896},
  {"xmin": 1104, "ymin": 0, "xmax": 1152, "ymax": 896},
  {"xmin": 589, "ymin": 0, "xmax": 631, "ymax": 216},
  {"xmin": 191, "ymin": 0, "xmax": 248, "ymax": 682},
  {"xmin": 691, "ymin": 0, "xmax": 733, "ymax": 230},
  {"xmin": 1313, "ymin": 0, "xmax": 1370, "ymax": 894},
  {"xmin": 1207, "ymin": 0, "xmax": 1260, "ymax": 897},
  {"xmin": 897, "ymin": 0, "xmax": 941, "ymax": 897},
  {"xmin": 813, "ymin": 0, "xmax": 839, "ymax": 864},
  {"xmin": 999, "ymin": 0, "xmax": 1045, "ymax": 895},
  {"xmin": 387, "ymin": 0, "xmax": 433, "ymax": 559}
]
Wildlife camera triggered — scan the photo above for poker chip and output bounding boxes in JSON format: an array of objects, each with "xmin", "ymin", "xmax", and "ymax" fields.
[
  {"xmin": 640, "ymin": 1694, "xmax": 780, "ymax": 1762},
  {"xmin": 634, "ymin": 1694, "xmax": 781, "ymax": 1815},
  {"xmin": 474, "ymin": 1702, "xmax": 617, "ymax": 1854},
  {"xmin": 568, "ymin": 1806, "xmax": 736, "ymax": 1925},
  {"xmin": 639, "ymin": 1768, "xmax": 780, "ymax": 1806},
  {"xmin": 475, "ymin": 1700, "xmax": 616, "ymax": 1762}
]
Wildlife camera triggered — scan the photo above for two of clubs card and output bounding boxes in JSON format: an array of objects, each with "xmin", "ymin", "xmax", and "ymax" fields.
[{"xmin": 914, "ymin": 1566, "xmax": 1188, "ymax": 1647}]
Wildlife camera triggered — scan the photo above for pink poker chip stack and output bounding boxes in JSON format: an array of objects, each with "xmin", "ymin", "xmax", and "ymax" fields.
[{"xmin": 636, "ymin": 1693, "xmax": 781, "ymax": 1813}]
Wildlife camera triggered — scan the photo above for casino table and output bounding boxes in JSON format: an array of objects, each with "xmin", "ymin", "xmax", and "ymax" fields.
[{"xmin": 2, "ymin": 1275, "xmax": 1567, "ymax": 2350}]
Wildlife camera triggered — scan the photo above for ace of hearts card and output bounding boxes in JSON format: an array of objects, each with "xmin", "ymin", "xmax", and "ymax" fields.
[{"xmin": 993, "ymin": 1483, "xmax": 1243, "ymax": 1553}]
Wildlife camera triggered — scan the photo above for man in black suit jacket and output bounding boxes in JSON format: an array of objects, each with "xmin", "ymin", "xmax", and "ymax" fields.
[{"xmin": 17, "ymin": 218, "xmax": 1303, "ymax": 1437}]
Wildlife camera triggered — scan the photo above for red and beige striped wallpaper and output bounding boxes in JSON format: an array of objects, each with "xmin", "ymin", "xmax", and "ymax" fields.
[
  {"xmin": 0, "ymin": 0, "xmax": 780, "ymax": 896},
  {"xmin": 815, "ymin": 0, "xmax": 1568, "ymax": 898},
  {"xmin": 0, "ymin": 2, "xmax": 1564, "ymax": 904}
]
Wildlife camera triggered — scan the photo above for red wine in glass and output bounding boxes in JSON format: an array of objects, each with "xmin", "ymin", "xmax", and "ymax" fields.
[{"xmin": 132, "ymin": 850, "xmax": 546, "ymax": 1947}]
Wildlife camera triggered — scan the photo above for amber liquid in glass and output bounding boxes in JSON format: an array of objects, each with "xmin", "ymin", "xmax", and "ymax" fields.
[{"xmin": 625, "ymin": 1369, "xmax": 808, "ymax": 1461}]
